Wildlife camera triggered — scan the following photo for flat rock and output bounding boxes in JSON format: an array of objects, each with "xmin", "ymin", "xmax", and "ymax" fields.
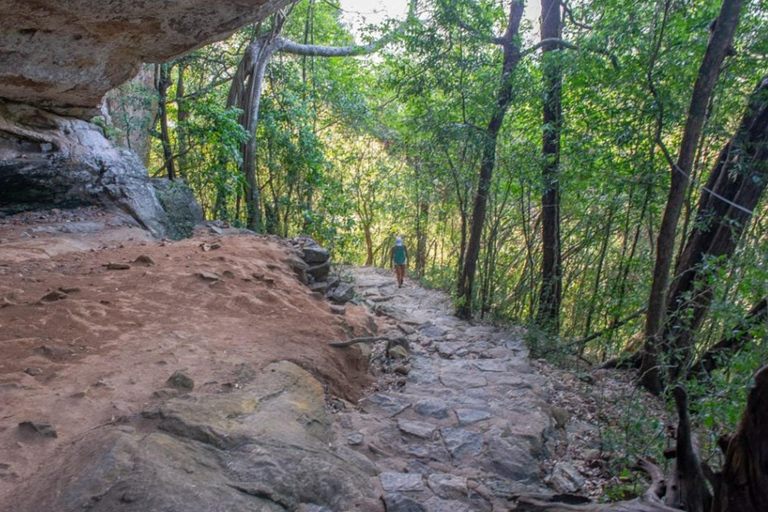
[
  {"xmin": 302, "ymin": 246, "xmax": 330, "ymax": 264},
  {"xmin": 380, "ymin": 472, "xmax": 424, "ymax": 492},
  {"xmin": 427, "ymin": 473, "xmax": 468, "ymax": 499},
  {"xmin": 397, "ymin": 419, "xmax": 436, "ymax": 439},
  {"xmin": 414, "ymin": 397, "xmax": 450, "ymax": 419},
  {"xmin": 486, "ymin": 436, "xmax": 539, "ymax": 482},
  {"xmin": 439, "ymin": 369, "xmax": 487, "ymax": 389},
  {"xmin": 383, "ymin": 492, "xmax": 426, "ymax": 512},
  {"xmin": 360, "ymin": 393, "xmax": 411, "ymax": 417},
  {"xmin": 440, "ymin": 428, "xmax": 484, "ymax": 459},
  {"xmin": 423, "ymin": 496, "xmax": 472, "ymax": 512},
  {"xmin": 6, "ymin": 361, "xmax": 379, "ymax": 512},
  {"xmin": 328, "ymin": 282, "xmax": 354, "ymax": 304},
  {"xmin": 455, "ymin": 408, "xmax": 492, "ymax": 427},
  {"xmin": 471, "ymin": 360, "xmax": 508, "ymax": 372},
  {"xmin": 420, "ymin": 325, "xmax": 447, "ymax": 337}
]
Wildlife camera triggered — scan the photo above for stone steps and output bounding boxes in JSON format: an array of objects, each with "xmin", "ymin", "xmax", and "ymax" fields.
[{"xmin": 335, "ymin": 268, "xmax": 557, "ymax": 511}]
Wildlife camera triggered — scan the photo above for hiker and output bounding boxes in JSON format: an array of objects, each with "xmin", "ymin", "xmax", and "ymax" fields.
[{"xmin": 390, "ymin": 236, "xmax": 408, "ymax": 288}]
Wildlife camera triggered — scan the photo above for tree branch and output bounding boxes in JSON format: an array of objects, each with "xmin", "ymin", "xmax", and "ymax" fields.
[{"xmin": 526, "ymin": 38, "xmax": 619, "ymax": 69}]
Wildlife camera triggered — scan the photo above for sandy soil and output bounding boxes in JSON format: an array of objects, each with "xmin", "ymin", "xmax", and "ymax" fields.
[{"xmin": 0, "ymin": 208, "xmax": 376, "ymax": 502}]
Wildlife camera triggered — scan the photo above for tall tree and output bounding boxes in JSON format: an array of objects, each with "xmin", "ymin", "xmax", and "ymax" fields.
[
  {"xmin": 536, "ymin": 0, "xmax": 563, "ymax": 330},
  {"xmin": 640, "ymin": 0, "xmax": 744, "ymax": 395},
  {"xmin": 456, "ymin": 0, "xmax": 525, "ymax": 319},
  {"xmin": 225, "ymin": 3, "xmax": 414, "ymax": 231},
  {"xmin": 662, "ymin": 75, "xmax": 768, "ymax": 380}
]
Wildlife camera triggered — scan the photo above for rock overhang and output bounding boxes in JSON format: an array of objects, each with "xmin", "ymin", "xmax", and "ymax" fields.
[{"xmin": 0, "ymin": 0, "xmax": 291, "ymax": 117}]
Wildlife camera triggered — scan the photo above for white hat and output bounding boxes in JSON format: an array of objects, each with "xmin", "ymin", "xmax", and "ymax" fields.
[{"xmin": 395, "ymin": 237, "xmax": 403, "ymax": 246}]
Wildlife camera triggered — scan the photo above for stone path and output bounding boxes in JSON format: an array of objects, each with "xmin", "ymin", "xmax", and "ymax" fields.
[{"xmin": 335, "ymin": 267, "xmax": 556, "ymax": 511}]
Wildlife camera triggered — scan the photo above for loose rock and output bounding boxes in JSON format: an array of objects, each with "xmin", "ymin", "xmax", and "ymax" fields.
[
  {"xmin": 18, "ymin": 421, "xmax": 57, "ymax": 438},
  {"xmin": 166, "ymin": 371, "xmax": 194, "ymax": 390}
]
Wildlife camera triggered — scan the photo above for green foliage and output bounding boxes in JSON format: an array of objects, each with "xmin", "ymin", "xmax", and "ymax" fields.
[{"xmin": 105, "ymin": 0, "xmax": 768, "ymax": 458}]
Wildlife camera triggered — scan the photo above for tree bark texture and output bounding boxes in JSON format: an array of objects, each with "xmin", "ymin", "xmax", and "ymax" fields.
[
  {"xmin": 711, "ymin": 364, "xmax": 768, "ymax": 512},
  {"xmin": 662, "ymin": 75, "xmax": 768, "ymax": 380},
  {"xmin": 537, "ymin": 0, "xmax": 563, "ymax": 331},
  {"xmin": 456, "ymin": 0, "xmax": 525, "ymax": 319},
  {"xmin": 156, "ymin": 63, "xmax": 176, "ymax": 181},
  {"xmin": 640, "ymin": 0, "xmax": 744, "ymax": 395}
]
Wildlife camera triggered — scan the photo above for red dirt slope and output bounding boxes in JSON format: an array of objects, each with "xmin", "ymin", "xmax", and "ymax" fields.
[{"xmin": 0, "ymin": 209, "xmax": 375, "ymax": 502}]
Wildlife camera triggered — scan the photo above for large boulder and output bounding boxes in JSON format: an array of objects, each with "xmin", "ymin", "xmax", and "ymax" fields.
[
  {"xmin": 5, "ymin": 361, "xmax": 380, "ymax": 512},
  {"xmin": 151, "ymin": 178, "xmax": 204, "ymax": 240},
  {"xmin": 0, "ymin": 102, "xmax": 168, "ymax": 236},
  {"xmin": 0, "ymin": 0, "xmax": 292, "ymax": 117}
]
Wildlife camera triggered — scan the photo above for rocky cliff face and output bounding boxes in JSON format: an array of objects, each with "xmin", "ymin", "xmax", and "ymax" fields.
[
  {"xmin": 0, "ymin": 0, "xmax": 290, "ymax": 235},
  {"xmin": 0, "ymin": 0, "xmax": 290, "ymax": 117},
  {"xmin": 0, "ymin": 101, "xmax": 169, "ymax": 236}
]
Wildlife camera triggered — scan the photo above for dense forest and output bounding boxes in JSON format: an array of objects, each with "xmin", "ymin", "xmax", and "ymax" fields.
[{"xmin": 105, "ymin": 0, "xmax": 766, "ymax": 472}]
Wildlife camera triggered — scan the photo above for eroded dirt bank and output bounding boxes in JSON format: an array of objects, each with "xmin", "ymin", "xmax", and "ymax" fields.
[{"xmin": 0, "ymin": 208, "xmax": 375, "ymax": 506}]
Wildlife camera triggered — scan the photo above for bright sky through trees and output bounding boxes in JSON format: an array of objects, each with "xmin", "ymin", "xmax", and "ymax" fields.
[{"xmin": 339, "ymin": 0, "xmax": 542, "ymax": 38}]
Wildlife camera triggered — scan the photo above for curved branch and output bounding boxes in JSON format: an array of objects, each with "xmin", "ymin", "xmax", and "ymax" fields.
[
  {"xmin": 526, "ymin": 37, "xmax": 619, "ymax": 69},
  {"xmin": 277, "ymin": 0, "xmax": 418, "ymax": 57},
  {"xmin": 275, "ymin": 36, "xmax": 387, "ymax": 57}
]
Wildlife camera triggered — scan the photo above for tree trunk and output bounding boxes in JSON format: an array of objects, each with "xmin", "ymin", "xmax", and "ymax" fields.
[
  {"xmin": 662, "ymin": 75, "xmax": 768, "ymax": 380},
  {"xmin": 175, "ymin": 64, "xmax": 189, "ymax": 179},
  {"xmin": 456, "ymin": 0, "xmax": 525, "ymax": 319},
  {"xmin": 241, "ymin": 39, "xmax": 278, "ymax": 232},
  {"xmin": 363, "ymin": 223, "xmax": 374, "ymax": 266},
  {"xmin": 416, "ymin": 197, "xmax": 429, "ymax": 278},
  {"xmin": 711, "ymin": 364, "xmax": 768, "ymax": 512},
  {"xmin": 640, "ymin": 0, "xmax": 744, "ymax": 394},
  {"xmin": 536, "ymin": 0, "xmax": 563, "ymax": 331},
  {"xmin": 156, "ymin": 63, "xmax": 176, "ymax": 181}
]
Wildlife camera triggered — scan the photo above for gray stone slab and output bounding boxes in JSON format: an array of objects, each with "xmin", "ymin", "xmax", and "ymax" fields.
[
  {"xmin": 360, "ymin": 393, "xmax": 411, "ymax": 416},
  {"xmin": 380, "ymin": 472, "xmax": 425, "ymax": 492},
  {"xmin": 420, "ymin": 325, "xmax": 448, "ymax": 337},
  {"xmin": 485, "ymin": 436, "xmax": 538, "ymax": 482},
  {"xmin": 383, "ymin": 492, "xmax": 426, "ymax": 512},
  {"xmin": 455, "ymin": 408, "xmax": 492, "ymax": 427},
  {"xmin": 397, "ymin": 419, "xmax": 437, "ymax": 439},
  {"xmin": 423, "ymin": 497, "xmax": 471, "ymax": 512},
  {"xmin": 440, "ymin": 428, "xmax": 484, "ymax": 459},
  {"xmin": 439, "ymin": 369, "xmax": 487, "ymax": 389},
  {"xmin": 471, "ymin": 360, "xmax": 509, "ymax": 372},
  {"xmin": 414, "ymin": 398, "xmax": 451, "ymax": 419},
  {"xmin": 427, "ymin": 473, "xmax": 468, "ymax": 499}
]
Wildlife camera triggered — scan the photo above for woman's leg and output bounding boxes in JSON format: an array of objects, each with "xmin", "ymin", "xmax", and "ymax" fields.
[{"xmin": 396, "ymin": 265, "xmax": 405, "ymax": 286}]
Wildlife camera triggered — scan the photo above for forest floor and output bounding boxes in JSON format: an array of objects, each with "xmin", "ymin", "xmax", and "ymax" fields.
[{"xmin": 0, "ymin": 207, "xmax": 670, "ymax": 510}]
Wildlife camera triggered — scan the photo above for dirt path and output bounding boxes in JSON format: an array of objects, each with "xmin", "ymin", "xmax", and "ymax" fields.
[{"xmin": 336, "ymin": 266, "xmax": 556, "ymax": 511}]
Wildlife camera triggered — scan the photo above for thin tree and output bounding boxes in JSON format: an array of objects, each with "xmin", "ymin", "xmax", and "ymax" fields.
[
  {"xmin": 456, "ymin": 0, "xmax": 525, "ymax": 319},
  {"xmin": 536, "ymin": 0, "xmax": 563, "ymax": 331}
]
